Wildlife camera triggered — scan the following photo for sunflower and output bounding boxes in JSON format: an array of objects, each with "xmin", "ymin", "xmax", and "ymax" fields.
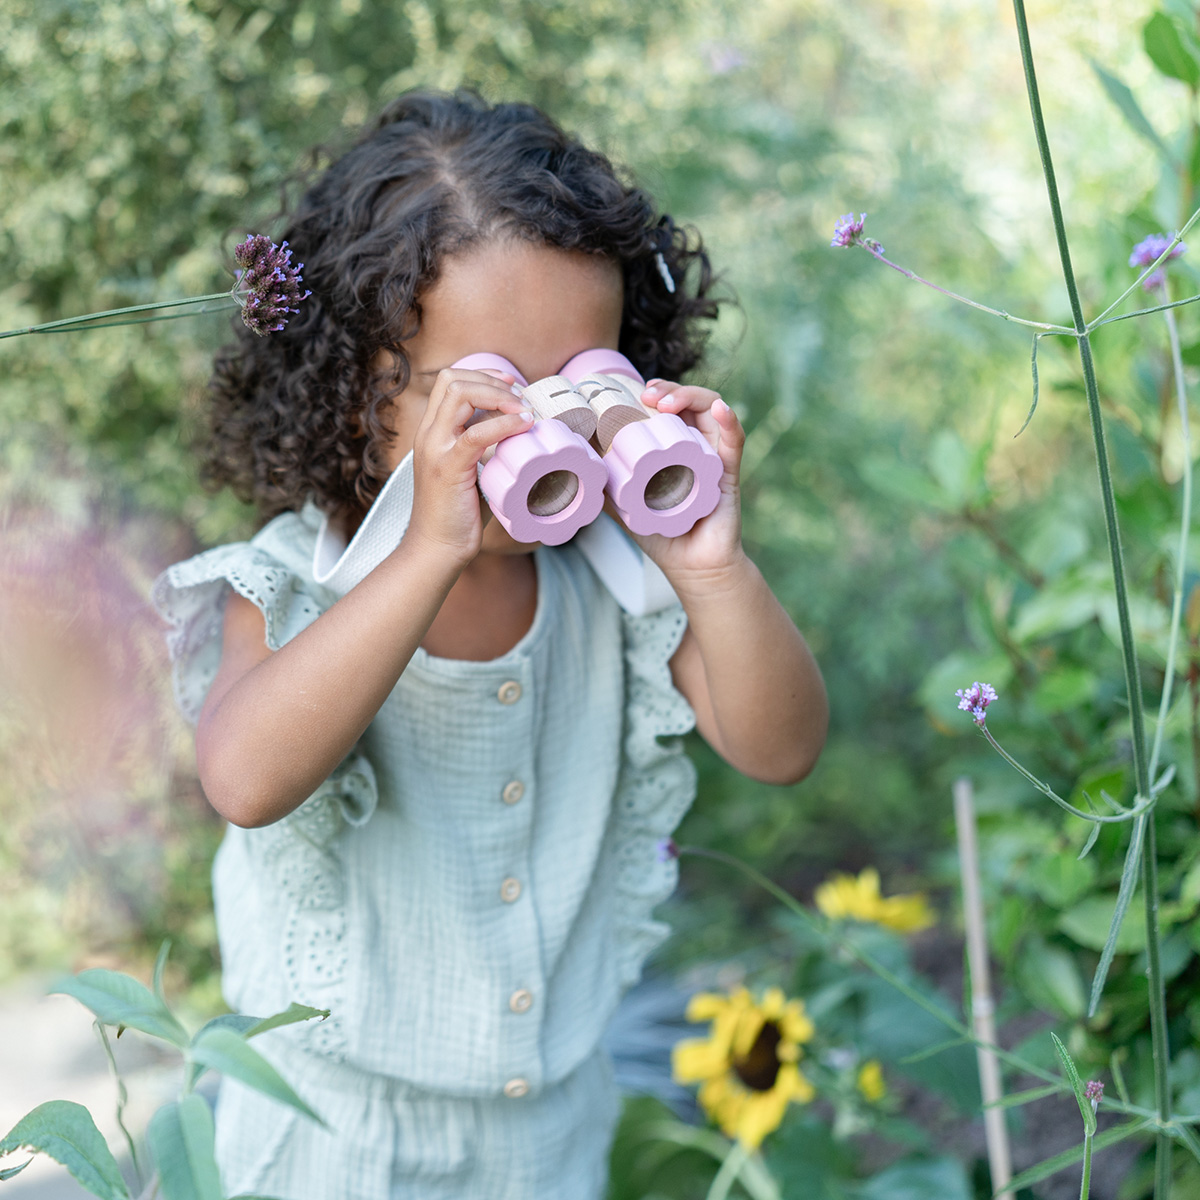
[
  {"xmin": 672, "ymin": 986, "xmax": 815, "ymax": 1148},
  {"xmin": 813, "ymin": 867, "xmax": 934, "ymax": 933}
]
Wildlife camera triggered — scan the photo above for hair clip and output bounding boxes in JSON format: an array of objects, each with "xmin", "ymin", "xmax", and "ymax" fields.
[{"xmin": 654, "ymin": 251, "xmax": 676, "ymax": 294}]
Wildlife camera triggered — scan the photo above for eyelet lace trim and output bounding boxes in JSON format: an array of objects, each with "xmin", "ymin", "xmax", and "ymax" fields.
[
  {"xmin": 152, "ymin": 518, "xmax": 378, "ymax": 1060},
  {"xmin": 611, "ymin": 605, "xmax": 696, "ymax": 989}
]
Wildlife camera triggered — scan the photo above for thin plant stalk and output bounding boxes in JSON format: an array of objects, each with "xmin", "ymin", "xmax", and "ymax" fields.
[
  {"xmin": 705, "ymin": 1141, "xmax": 751, "ymax": 1200},
  {"xmin": 1010, "ymin": 1, "xmax": 1171, "ymax": 1192},
  {"xmin": 0, "ymin": 292, "xmax": 240, "ymax": 340},
  {"xmin": 1080, "ymin": 1126, "xmax": 1094, "ymax": 1200}
]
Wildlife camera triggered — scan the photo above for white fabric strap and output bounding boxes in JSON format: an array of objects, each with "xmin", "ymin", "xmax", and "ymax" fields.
[{"xmin": 311, "ymin": 452, "xmax": 677, "ymax": 614}]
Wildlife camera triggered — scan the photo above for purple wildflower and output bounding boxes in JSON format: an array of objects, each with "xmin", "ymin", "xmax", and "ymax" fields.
[
  {"xmin": 233, "ymin": 235, "xmax": 311, "ymax": 336},
  {"xmin": 831, "ymin": 212, "xmax": 884, "ymax": 257},
  {"xmin": 657, "ymin": 837, "xmax": 680, "ymax": 862},
  {"xmin": 1085, "ymin": 1080, "xmax": 1103, "ymax": 1102},
  {"xmin": 831, "ymin": 213, "xmax": 867, "ymax": 248},
  {"xmin": 1129, "ymin": 232, "xmax": 1186, "ymax": 291},
  {"xmin": 955, "ymin": 681, "xmax": 997, "ymax": 727}
]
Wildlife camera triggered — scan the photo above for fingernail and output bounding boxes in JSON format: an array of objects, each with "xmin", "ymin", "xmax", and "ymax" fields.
[
  {"xmin": 713, "ymin": 397, "xmax": 729, "ymax": 415},
  {"xmin": 643, "ymin": 386, "xmax": 662, "ymax": 400},
  {"xmin": 519, "ymin": 411, "xmax": 534, "ymax": 422}
]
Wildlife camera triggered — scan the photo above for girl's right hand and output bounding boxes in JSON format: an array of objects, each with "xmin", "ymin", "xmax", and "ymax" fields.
[{"xmin": 405, "ymin": 367, "xmax": 533, "ymax": 564}]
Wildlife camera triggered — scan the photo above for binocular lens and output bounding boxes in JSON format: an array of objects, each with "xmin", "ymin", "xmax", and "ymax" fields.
[
  {"xmin": 644, "ymin": 465, "xmax": 695, "ymax": 511},
  {"xmin": 526, "ymin": 470, "xmax": 580, "ymax": 516}
]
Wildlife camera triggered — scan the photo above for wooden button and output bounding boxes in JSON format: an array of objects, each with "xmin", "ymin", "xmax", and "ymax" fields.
[
  {"xmin": 497, "ymin": 680, "xmax": 522, "ymax": 704},
  {"xmin": 509, "ymin": 988, "xmax": 533, "ymax": 1013},
  {"xmin": 500, "ymin": 877, "xmax": 522, "ymax": 903},
  {"xmin": 502, "ymin": 780, "xmax": 525, "ymax": 805},
  {"xmin": 503, "ymin": 1077, "xmax": 529, "ymax": 1098}
]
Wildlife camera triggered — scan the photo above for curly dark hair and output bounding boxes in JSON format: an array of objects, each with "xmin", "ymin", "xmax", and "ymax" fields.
[{"xmin": 204, "ymin": 90, "xmax": 723, "ymax": 525}]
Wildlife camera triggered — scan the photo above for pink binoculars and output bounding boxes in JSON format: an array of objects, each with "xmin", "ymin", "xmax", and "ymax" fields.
[{"xmin": 453, "ymin": 351, "xmax": 722, "ymax": 545}]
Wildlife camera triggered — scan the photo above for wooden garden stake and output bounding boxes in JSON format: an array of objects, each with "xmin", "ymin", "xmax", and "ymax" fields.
[{"xmin": 954, "ymin": 776, "xmax": 1014, "ymax": 1200}]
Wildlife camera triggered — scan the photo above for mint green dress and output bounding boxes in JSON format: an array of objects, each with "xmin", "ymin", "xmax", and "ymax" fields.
[{"xmin": 153, "ymin": 454, "xmax": 697, "ymax": 1199}]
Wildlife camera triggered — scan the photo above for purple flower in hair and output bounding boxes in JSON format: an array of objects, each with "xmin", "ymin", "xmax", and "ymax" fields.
[
  {"xmin": 233, "ymin": 235, "xmax": 311, "ymax": 335},
  {"xmin": 657, "ymin": 838, "xmax": 680, "ymax": 862},
  {"xmin": 955, "ymin": 681, "xmax": 997, "ymax": 727},
  {"xmin": 1129, "ymin": 232, "xmax": 1186, "ymax": 291}
]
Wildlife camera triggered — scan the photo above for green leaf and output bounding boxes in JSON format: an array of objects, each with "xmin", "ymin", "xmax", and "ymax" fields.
[
  {"xmin": 1088, "ymin": 813, "xmax": 1148, "ymax": 1017},
  {"xmin": 1060, "ymin": 893, "xmax": 1147, "ymax": 954},
  {"xmin": 244, "ymin": 1002, "xmax": 329, "ymax": 1038},
  {"xmin": 1004, "ymin": 1120, "xmax": 1150, "ymax": 1192},
  {"xmin": 1089, "ymin": 59, "xmax": 1176, "ymax": 160},
  {"xmin": 1050, "ymin": 1032, "xmax": 1096, "ymax": 1136},
  {"xmin": 857, "ymin": 1156, "xmax": 971, "ymax": 1200},
  {"xmin": 982, "ymin": 1083, "xmax": 1062, "ymax": 1110},
  {"xmin": 146, "ymin": 1097, "xmax": 221, "ymax": 1200},
  {"xmin": 1014, "ymin": 937, "xmax": 1086, "ymax": 1019},
  {"xmin": 0, "ymin": 1101, "xmax": 130, "ymax": 1200},
  {"xmin": 153, "ymin": 941, "xmax": 172, "ymax": 1005},
  {"xmin": 1145, "ymin": 12, "xmax": 1200, "ymax": 87},
  {"xmin": 1029, "ymin": 852, "xmax": 1096, "ymax": 908},
  {"xmin": 49, "ymin": 969, "xmax": 189, "ymax": 1048},
  {"xmin": 0, "ymin": 1159, "xmax": 33, "ymax": 1180},
  {"xmin": 188, "ymin": 1030, "xmax": 324, "ymax": 1125}
]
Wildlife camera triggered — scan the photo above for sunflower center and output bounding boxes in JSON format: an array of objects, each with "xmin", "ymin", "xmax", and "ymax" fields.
[{"xmin": 733, "ymin": 1020, "xmax": 783, "ymax": 1092}]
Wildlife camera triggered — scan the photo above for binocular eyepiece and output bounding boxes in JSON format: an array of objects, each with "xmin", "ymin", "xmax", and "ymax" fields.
[{"xmin": 453, "ymin": 351, "xmax": 722, "ymax": 545}]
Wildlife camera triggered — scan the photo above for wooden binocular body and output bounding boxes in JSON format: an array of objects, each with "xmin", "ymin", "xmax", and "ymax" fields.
[{"xmin": 453, "ymin": 350, "xmax": 722, "ymax": 545}]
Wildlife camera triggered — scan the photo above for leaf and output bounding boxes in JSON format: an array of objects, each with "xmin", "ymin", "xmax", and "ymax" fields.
[
  {"xmin": 1059, "ymin": 893, "xmax": 1147, "ymax": 954},
  {"xmin": 188, "ymin": 1030, "xmax": 324, "ymax": 1125},
  {"xmin": 1144, "ymin": 12, "xmax": 1200, "ymax": 87},
  {"xmin": 49, "ymin": 969, "xmax": 189, "ymax": 1048},
  {"xmin": 0, "ymin": 1159, "xmax": 33, "ymax": 1180},
  {"xmin": 244, "ymin": 1003, "xmax": 329, "ymax": 1038},
  {"xmin": 857, "ymin": 1156, "xmax": 971, "ymax": 1200},
  {"xmin": 982, "ymin": 1083, "xmax": 1062, "ymax": 1110},
  {"xmin": 146, "ymin": 1097, "xmax": 221, "ymax": 1200},
  {"xmin": 1088, "ymin": 813, "xmax": 1148, "ymax": 1017},
  {"xmin": 153, "ymin": 941, "xmax": 172, "ymax": 1005},
  {"xmin": 1014, "ymin": 937, "xmax": 1086, "ymax": 1019},
  {"xmin": 1029, "ymin": 852, "xmax": 1096, "ymax": 909},
  {"xmin": 0, "ymin": 1101, "xmax": 130, "ymax": 1200},
  {"xmin": 1089, "ymin": 59, "xmax": 1175, "ymax": 161},
  {"xmin": 1003, "ymin": 1120, "xmax": 1150, "ymax": 1192},
  {"xmin": 1016, "ymin": 331, "xmax": 1045, "ymax": 437},
  {"xmin": 1050, "ymin": 1032, "xmax": 1096, "ymax": 1136}
]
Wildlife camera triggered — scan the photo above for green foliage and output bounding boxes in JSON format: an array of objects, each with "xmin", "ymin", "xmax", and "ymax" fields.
[{"xmin": 0, "ymin": 954, "xmax": 326, "ymax": 1198}]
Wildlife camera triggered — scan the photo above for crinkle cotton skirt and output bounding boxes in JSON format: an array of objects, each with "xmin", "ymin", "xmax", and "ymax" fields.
[{"xmin": 214, "ymin": 1045, "xmax": 621, "ymax": 1200}]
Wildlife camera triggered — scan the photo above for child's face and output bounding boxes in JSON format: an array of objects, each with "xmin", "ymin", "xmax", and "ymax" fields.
[{"xmin": 380, "ymin": 239, "xmax": 625, "ymax": 552}]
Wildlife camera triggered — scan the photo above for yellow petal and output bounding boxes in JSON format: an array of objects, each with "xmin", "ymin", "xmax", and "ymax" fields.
[
  {"xmin": 857, "ymin": 1059, "xmax": 886, "ymax": 1102},
  {"xmin": 732, "ymin": 1007, "xmax": 765, "ymax": 1059},
  {"xmin": 780, "ymin": 1000, "xmax": 815, "ymax": 1044},
  {"xmin": 760, "ymin": 987, "xmax": 786, "ymax": 1018},
  {"xmin": 736, "ymin": 1087, "xmax": 789, "ymax": 1149},
  {"xmin": 673, "ymin": 1037, "xmax": 732, "ymax": 1083},
  {"xmin": 686, "ymin": 992, "xmax": 731, "ymax": 1023},
  {"xmin": 778, "ymin": 1063, "xmax": 816, "ymax": 1103}
]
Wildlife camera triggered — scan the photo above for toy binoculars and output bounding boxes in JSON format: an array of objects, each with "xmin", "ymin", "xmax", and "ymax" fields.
[{"xmin": 452, "ymin": 350, "xmax": 722, "ymax": 546}]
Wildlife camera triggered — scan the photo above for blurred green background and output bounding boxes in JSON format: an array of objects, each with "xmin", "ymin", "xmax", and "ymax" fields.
[{"xmin": 4, "ymin": 0, "xmax": 1200, "ymax": 1195}]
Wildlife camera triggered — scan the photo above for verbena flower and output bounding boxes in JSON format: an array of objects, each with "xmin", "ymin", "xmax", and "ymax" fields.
[
  {"xmin": 955, "ymin": 680, "xmax": 997, "ymax": 727},
  {"xmin": 672, "ymin": 986, "xmax": 815, "ymax": 1148},
  {"xmin": 1129, "ymin": 232, "xmax": 1186, "ymax": 291},
  {"xmin": 814, "ymin": 867, "xmax": 935, "ymax": 933},
  {"xmin": 856, "ymin": 1059, "xmax": 886, "ymax": 1103},
  {"xmin": 233, "ymin": 234, "xmax": 311, "ymax": 336},
  {"xmin": 1085, "ymin": 1079, "xmax": 1104, "ymax": 1110},
  {"xmin": 657, "ymin": 837, "xmax": 679, "ymax": 862},
  {"xmin": 831, "ymin": 212, "xmax": 884, "ymax": 256}
]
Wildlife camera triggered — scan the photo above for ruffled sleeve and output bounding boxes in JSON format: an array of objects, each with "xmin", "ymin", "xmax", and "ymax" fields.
[
  {"xmin": 611, "ymin": 603, "xmax": 697, "ymax": 989},
  {"xmin": 150, "ymin": 508, "xmax": 379, "ymax": 832}
]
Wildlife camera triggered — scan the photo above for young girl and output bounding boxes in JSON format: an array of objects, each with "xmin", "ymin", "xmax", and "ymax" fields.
[{"xmin": 154, "ymin": 90, "xmax": 827, "ymax": 1199}]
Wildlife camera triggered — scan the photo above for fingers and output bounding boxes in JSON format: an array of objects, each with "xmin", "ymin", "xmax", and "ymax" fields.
[
  {"xmin": 640, "ymin": 379, "xmax": 723, "ymax": 419},
  {"xmin": 425, "ymin": 368, "xmax": 529, "ymax": 437},
  {"xmin": 709, "ymin": 396, "xmax": 745, "ymax": 479}
]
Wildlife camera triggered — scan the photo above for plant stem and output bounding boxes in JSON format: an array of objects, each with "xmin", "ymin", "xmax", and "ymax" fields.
[
  {"xmin": 706, "ymin": 1140, "xmax": 750, "ymax": 1200},
  {"xmin": 865, "ymin": 248, "xmax": 1074, "ymax": 332},
  {"xmin": 0, "ymin": 291, "xmax": 239, "ymax": 340},
  {"xmin": 1079, "ymin": 1127, "xmax": 1093, "ymax": 1200},
  {"xmin": 1010, "ymin": 1, "xmax": 1171, "ymax": 1191}
]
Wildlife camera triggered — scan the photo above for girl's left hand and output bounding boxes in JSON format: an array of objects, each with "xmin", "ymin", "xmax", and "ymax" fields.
[{"xmin": 623, "ymin": 380, "xmax": 747, "ymax": 583}]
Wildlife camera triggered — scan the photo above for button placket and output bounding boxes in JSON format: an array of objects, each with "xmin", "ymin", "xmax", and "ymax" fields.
[
  {"xmin": 509, "ymin": 988, "xmax": 533, "ymax": 1013},
  {"xmin": 501, "ymin": 779, "xmax": 525, "ymax": 805}
]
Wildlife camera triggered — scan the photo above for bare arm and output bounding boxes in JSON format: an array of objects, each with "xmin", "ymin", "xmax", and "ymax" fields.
[
  {"xmin": 632, "ymin": 382, "xmax": 828, "ymax": 785},
  {"xmin": 195, "ymin": 369, "xmax": 532, "ymax": 828}
]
